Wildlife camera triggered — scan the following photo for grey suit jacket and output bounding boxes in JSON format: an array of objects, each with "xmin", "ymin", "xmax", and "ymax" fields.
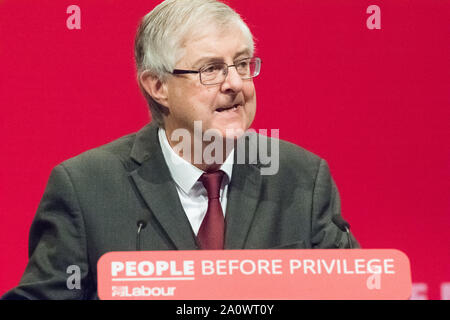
[{"xmin": 3, "ymin": 122, "xmax": 359, "ymax": 300}]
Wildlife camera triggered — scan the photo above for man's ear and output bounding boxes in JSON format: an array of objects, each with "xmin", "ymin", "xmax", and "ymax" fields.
[{"xmin": 139, "ymin": 72, "xmax": 169, "ymax": 107}]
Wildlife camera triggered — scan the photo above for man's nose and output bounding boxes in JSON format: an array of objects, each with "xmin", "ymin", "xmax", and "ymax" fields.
[{"xmin": 221, "ymin": 66, "xmax": 243, "ymax": 93}]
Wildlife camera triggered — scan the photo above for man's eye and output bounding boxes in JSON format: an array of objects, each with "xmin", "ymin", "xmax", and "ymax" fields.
[
  {"xmin": 237, "ymin": 61, "xmax": 249, "ymax": 68},
  {"xmin": 203, "ymin": 64, "xmax": 222, "ymax": 74}
]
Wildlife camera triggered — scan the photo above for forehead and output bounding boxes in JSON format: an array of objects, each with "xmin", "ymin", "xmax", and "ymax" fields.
[{"xmin": 179, "ymin": 24, "xmax": 251, "ymax": 67}]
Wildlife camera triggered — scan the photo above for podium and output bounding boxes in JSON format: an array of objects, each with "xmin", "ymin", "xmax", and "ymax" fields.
[{"xmin": 97, "ymin": 249, "xmax": 411, "ymax": 300}]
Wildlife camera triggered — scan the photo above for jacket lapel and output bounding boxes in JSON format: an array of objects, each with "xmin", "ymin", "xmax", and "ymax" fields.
[
  {"xmin": 129, "ymin": 123, "xmax": 198, "ymax": 250},
  {"xmin": 224, "ymin": 163, "xmax": 262, "ymax": 249}
]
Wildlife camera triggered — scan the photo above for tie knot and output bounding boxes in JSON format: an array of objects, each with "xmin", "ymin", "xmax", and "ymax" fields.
[{"xmin": 199, "ymin": 170, "xmax": 225, "ymax": 200}]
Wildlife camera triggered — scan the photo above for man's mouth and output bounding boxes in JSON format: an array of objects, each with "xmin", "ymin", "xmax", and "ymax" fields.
[{"xmin": 215, "ymin": 104, "xmax": 240, "ymax": 112}]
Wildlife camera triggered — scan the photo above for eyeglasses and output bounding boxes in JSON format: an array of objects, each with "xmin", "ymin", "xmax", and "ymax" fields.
[{"xmin": 172, "ymin": 57, "xmax": 261, "ymax": 86}]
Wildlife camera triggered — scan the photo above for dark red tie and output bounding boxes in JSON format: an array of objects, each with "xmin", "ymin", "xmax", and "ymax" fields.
[{"xmin": 197, "ymin": 171, "xmax": 225, "ymax": 250}]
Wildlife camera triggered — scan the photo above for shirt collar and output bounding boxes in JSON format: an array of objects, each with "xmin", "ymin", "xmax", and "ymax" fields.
[{"xmin": 158, "ymin": 127, "xmax": 234, "ymax": 194}]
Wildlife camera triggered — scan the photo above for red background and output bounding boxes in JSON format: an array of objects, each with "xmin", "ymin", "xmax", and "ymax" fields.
[{"xmin": 0, "ymin": 0, "xmax": 449, "ymax": 299}]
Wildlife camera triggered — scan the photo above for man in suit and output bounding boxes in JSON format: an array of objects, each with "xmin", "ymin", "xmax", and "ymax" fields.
[{"xmin": 3, "ymin": 0, "xmax": 359, "ymax": 300}]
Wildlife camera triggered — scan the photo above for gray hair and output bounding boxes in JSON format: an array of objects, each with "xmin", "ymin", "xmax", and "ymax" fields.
[{"xmin": 134, "ymin": 0, "xmax": 255, "ymax": 127}]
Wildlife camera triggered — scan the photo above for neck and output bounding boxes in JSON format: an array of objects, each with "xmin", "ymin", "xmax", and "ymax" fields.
[{"xmin": 164, "ymin": 128, "xmax": 233, "ymax": 172}]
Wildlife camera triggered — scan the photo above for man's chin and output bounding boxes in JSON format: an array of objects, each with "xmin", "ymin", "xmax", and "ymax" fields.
[{"xmin": 216, "ymin": 126, "xmax": 248, "ymax": 141}]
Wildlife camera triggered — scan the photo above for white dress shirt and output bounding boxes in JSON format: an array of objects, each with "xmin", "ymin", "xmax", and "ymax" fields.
[{"xmin": 158, "ymin": 127, "xmax": 234, "ymax": 235}]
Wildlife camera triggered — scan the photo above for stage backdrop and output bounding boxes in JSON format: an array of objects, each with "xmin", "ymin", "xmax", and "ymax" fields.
[{"xmin": 0, "ymin": 0, "xmax": 448, "ymax": 299}]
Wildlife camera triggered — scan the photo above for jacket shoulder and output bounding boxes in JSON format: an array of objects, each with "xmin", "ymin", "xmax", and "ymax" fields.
[
  {"xmin": 258, "ymin": 135, "xmax": 324, "ymax": 181},
  {"xmin": 278, "ymin": 139, "xmax": 322, "ymax": 168},
  {"xmin": 60, "ymin": 131, "xmax": 138, "ymax": 174}
]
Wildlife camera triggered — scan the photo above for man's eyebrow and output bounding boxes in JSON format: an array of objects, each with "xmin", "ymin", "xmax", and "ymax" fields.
[
  {"xmin": 191, "ymin": 49, "xmax": 252, "ymax": 69},
  {"xmin": 233, "ymin": 48, "xmax": 251, "ymax": 59},
  {"xmin": 192, "ymin": 56, "xmax": 224, "ymax": 68}
]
